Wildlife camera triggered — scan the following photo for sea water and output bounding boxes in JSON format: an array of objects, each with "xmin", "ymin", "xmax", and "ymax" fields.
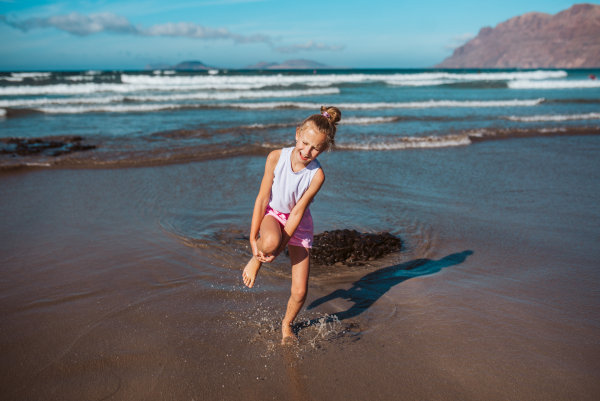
[{"xmin": 1, "ymin": 68, "xmax": 599, "ymax": 169}]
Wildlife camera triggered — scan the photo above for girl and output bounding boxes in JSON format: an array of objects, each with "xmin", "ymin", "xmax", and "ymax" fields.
[{"xmin": 242, "ymin": 106, "xmax": 341, "ymax": 342}]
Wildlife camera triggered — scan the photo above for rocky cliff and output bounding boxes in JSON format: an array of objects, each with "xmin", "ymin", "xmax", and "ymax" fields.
[{"xmin": 436, "ymin": 3, "xmax": 600, "ymax": 69}]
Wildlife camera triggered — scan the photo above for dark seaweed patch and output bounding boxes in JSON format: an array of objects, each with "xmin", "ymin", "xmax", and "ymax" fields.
[{"xmin": 286, "ymin": 229, "xmax": 402, "ymax": 266}]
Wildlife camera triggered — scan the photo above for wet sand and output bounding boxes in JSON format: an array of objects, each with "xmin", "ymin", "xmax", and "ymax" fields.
[{"xmin": 1, "ymin": 135, "xmax": 599, "ymax": 400}]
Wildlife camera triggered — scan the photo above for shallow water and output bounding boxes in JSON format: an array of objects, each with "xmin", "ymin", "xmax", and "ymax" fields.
[{"xmin": 1, "ymin": 131, "xmax": 599, "ymax": 399}]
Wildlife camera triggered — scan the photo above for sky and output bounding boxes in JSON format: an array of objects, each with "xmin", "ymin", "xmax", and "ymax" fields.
[{"xmin": 0, "ymin": 0, "xmax": 597, "ymax": 70}]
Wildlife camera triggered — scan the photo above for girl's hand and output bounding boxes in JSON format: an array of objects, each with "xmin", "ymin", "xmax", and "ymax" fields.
[{"xmin": 259, "ymin": 253, "xmax": 276, "ymax": 263}]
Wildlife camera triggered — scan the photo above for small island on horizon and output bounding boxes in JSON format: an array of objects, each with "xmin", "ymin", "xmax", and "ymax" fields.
[{"xmin": 145, "ymin": 59, "xmax": 339, "ymax": 71}]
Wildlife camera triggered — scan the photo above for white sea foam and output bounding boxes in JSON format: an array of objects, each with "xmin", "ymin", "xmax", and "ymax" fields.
[
  {"xmin": 0, "ymin": 96, "xmax": 124, "ymax": 108},
  {"xmin": 0, "ymin": 76, "xmax": 24, "ymax": 82},
  {"xmin": 126, "ymin": 88, "xmax": 340, "ymax": 102},
  {"xmin": 226, "ymin": 99, "xmax": 545, "ymax": 109},
  {"xmin": 386, "ymin": 79, "xmax": 454, "ymax": 86},
  {"xmin": 341, "ymin": 116, "xmax": 399, "ymax": 124},
  {"xmin": 64, "ymin": 76, "xmax": 95, "ymax": 81},
  {"xmin": 37, "ymin": 104, "xmax": 182, "ymax": 114},
  {"xmin": 506, "ymin": 112, "xmax": 600, "ymax": 122},
  {"xmin": 0, "ymin": 70, "xmax": 569, "ymax": 96},
  {"xmin": 120, "ymin": 70, "xmax": 567, "ymax": 89},
  {"xmin": 15, "ymin": 98, "xmax": 544, "ymax": 114},
  {"xmin": 508, "ymin": 80, "xmax": 600, "ymax": 89},
  {"xmin": 11, "ymin": 72, "xmax": 52, "ymax": 78},
  {"xmin": 338, "ymin": 135, "xmax": 472, "ymax": 150},
  {"xmin": 243, "ymin": 122, "xmax": 294, "ymax": 129},
  {"xmin": 0, "ymin": 81, "xmax": 341, "ymax": 96},
  {"xmin": 85, "ymin": 70, "xmax": 102, "ymax": 75},
  {"xmin": 0, "ymin": 83, "xmax": 142, "ymax": 96},
  {"xmin": 0, "ymin": 88, "xmax": 340, "ymax": 108}
]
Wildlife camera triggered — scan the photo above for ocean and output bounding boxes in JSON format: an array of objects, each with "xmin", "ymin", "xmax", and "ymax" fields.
[
  {"xmin": 1, "ymin": 68, "xmax": 599, "ymax": 400},
  {"xmin": 1, "ymin": 68, "xmax": 599, "ymax": 168}
]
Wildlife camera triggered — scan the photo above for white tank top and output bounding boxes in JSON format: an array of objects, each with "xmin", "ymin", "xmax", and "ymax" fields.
[{"xmin": 269, "ymin": 147, "xmax": 322, "ymax": 214}]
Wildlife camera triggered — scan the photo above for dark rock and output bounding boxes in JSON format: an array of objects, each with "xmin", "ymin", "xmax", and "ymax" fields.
[
  {"xmin": 0, "ymin": 136, "xmax": 96, "ymax": 157},
  {"xmin": 307, "ymin": 229, "xmax": 401, "ymax": 266}
]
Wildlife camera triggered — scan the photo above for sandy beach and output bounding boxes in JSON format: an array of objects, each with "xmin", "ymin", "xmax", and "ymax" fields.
[{"xmin": 1, "ymin": 133, "xmax": 599, "ymax": 400}]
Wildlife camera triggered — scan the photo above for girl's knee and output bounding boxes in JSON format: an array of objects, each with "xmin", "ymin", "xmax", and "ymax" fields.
[
  {"xmin": 291, "ymin": 285, "xmax": 307, "ymax": 301},
  {"xmin": 260, "ymin": 233, "xmax": 280, "ymax": 253}
]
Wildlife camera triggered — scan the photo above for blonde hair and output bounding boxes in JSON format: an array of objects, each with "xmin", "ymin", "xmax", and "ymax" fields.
[{"xmin": 298, "ymin": 106, "xmax": 341, "ymax": 150}]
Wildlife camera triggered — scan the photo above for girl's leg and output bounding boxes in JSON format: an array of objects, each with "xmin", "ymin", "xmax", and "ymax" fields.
[
  {"xmin": 242, "ymin": 215, "xmax": 282, "ymax": 288},
  {"xmin": 282, "ymin": 245, "xmax": 310, "ymax": 342}
]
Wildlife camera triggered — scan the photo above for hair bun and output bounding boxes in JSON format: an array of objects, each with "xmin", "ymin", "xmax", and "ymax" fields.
[{"xmin": 320, "ymin": 106, "xmax": 341, "ymax": 125}]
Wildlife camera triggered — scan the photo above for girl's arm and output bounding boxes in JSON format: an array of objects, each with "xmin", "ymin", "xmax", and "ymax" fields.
[
  {"xmin": 263, "ymin": 168, "xmax": 325, "ymax": 261},
  {"xmin": 249, "ymin": 149, "xmax": 281, "ymax": 258}
]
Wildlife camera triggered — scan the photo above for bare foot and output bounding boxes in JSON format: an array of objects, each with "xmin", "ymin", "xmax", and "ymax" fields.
[
  {"xmin": 281, "ymin": 321, "xmax": 297, "ymax": 344},
  {"xmin": 242, "ymin": 257, "xmax": 262, "ymax": 288}
]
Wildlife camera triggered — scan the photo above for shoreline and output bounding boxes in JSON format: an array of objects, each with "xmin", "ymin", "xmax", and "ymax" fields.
[{"xmin": 2, "ymin": 127, "xmax": 600, "ymax": 173}]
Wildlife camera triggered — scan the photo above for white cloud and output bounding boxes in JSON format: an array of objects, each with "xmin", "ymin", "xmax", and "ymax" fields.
[
  {"xmin": 444, "ymin": 32, "xmax": 475, "ymax": 50},
  {"xmin": 1, "ymin": 12, "xmax": 345, "ymax": 52},
  {"xmin": 0, "ymin": 12, "xmax": 270, "ymax": 44},
  {"xmin": 274, "ymin": 40, "xmax": 345, "ymax": 53}
]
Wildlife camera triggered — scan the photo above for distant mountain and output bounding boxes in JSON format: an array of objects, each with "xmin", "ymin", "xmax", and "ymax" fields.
[
  {"xmin": 436, "ymin": 3, "xmax": 600, "ymax": 69},
  {"xmin": 144, "ymin": 60, "xmax": 212, "ymax": 70},
  {"xmin": 244, "ymin": 59, "xmax": 333, "ymax": 69},
  {"xmin": 244, "ymin": 61, "xmax": 279, "ymax": 69},
  {"xmin": 145, "ymin": 59, "xmax": 336, "ymax": 71}
]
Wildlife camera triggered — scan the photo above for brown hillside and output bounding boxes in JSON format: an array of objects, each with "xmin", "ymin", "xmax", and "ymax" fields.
[{"xmin": 436, "ymin": 3, "xmax": 600, "ymax": 68}]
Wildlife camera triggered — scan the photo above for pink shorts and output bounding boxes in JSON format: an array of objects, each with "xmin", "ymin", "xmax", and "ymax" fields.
[{"xmin": 265, "ymin": 205, "xmax": 314, "ymax": 248}]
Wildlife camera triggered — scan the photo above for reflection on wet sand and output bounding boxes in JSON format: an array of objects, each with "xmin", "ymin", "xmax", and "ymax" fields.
[{"xmin": 282, "ymin": 345, "xmax": 311, "ymax": 401}]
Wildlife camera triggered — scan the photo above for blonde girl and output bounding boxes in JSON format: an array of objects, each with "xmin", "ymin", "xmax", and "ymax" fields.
[{"xmin": 242, "ymin": 106, "xmax": 341, "ymax": 342}]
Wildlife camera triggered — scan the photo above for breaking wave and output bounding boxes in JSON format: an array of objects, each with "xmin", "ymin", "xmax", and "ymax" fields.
[
  {"xmin": 338, "ymin": 135, "xmax": 472, "ymax": 149},
  {"xmin": 8, "ymin": 98, "xmax": 545, "ymax": 115},
  {"xmin": 508, "ymin": 80, "xmax": 600, "ymax": 89},
  {"xmin": 0, "ymin": 88, "xmax": 340, "ymax": 108},
  {"xmin": 36, "ymin": 104, "xmax": 183, "ymax": 114},
  {"xmin": 0, "ymin": 77, "xmax": 24, "ymax": 82},
  {"xmin": 224, "ymin": 99, "xmax": 545, "ymax": 109},
  {"xmin": 11, "ymin": 72, "xmax": 52, "ymax": 78},
  {"xmin": 120, "ymin": 70, "xmax": 566, "ymax": 89},
  {"xmin": 243, "ymin": 116, "xmax": 402, "ymax": 129},
  {"xmin": 341, "ymin": 116, "xmax": 401, "ymax": 124},
  {"xmin": 337, "ymin": 125, "xmax": 600, "ymax": 150},
  {"xmin": 507, "ymin": 112, "xmax": 600, "ymax": 122}
]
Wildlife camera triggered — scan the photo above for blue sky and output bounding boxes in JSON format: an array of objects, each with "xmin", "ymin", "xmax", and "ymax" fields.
[{"xmin": 0, "ymin": 0, "xmax": 596, "ymax": 70}]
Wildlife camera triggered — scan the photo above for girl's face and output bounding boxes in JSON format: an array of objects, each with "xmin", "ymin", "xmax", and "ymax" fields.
[{"xmin": 295, "ymin": 124, "xmax": 328, "ymax": 165}]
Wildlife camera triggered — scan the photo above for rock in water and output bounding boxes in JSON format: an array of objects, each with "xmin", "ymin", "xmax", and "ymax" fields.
[
  {"xmin": 309, "ymin": 230, "xmax": 401, "ymax": 266},
  {"xmin": 0, "ymin": 136, "xmax": 96, "ymax": 157}
]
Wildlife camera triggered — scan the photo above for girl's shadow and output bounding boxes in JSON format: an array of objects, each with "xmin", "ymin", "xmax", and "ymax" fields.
[{"xmin": 306, "ymin": 250, "xmax": 474, "ymax": 322}]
